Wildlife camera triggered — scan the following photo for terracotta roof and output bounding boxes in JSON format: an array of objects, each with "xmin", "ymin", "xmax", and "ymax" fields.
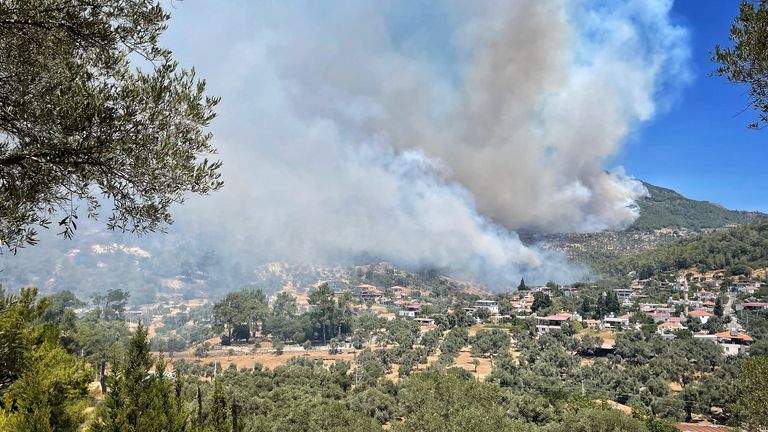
[
  {"xmin": 689, "ymin": 310, "xmax": 712, "ymax": 317},
  {"xmin": 538, "ymin": 314, "xmax": 571, "ymax": 321},
  {"xmin": 667, "ymin": 317, "xmax": 688, "ymax": 323},
  {"xmin": 741, "ymin": 302, "xmax": 768, "ymax": 307},
  {"xmin": 676, "ymin": 423, "xmax": 730, "ymax": 432},
  {"xmin": 714, "ymin": 331, "xmax": 754, "ymax": 343},
  {"xmin": 659, "ymin": 322, "xmax": 685, "ymax": 329}
]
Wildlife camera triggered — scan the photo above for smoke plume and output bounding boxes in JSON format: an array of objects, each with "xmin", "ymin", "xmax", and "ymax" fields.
[{"xmin": 155, "ymin": 0, "xmax": 688, "ymax": 285}]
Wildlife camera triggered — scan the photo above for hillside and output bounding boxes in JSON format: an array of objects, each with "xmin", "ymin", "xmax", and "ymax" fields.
[
  {"xmin": 540, "ymin": 181, "xmax": 767, "ymax": 268},
  {"xmin": 609, "ymin": 219, "xmax": 768, "ymax": 278},
  {"xmin": 630, "ymin": 182, "xmax": 765, "ymax": 231}
]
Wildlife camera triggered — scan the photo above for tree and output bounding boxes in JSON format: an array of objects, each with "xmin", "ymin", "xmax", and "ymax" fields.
[
  {"xmin": 272, "ymin": 338, "xmax": 285, "ymax": 356},
  {"xmin": 713, "ymin": 297, "xmax": 724, "ymax": 318},
  {"xmin": 531, "ymin": 292, "xmax": 552, "ymax": 313},
  {"xmin": 470, "ymin": 329, "xmax": 511, "ymax": 365},
  {"xmin": 73, "ymin": 317, "xmax": 130, "ymax": 394},
  {"xmin": 91, "ymin": 289, "xmax": 130, "ymax": 321},
  {"xmin": 518, "ymin": 278, "xmax": 527, "ymax": 291},
  {"xmin": 0, "ymin": 288, "xmax": 93, "ymax": 432},
  {"xmin": 207, "ymin": 380, "xmax": 230, "ymax": 432},
  {"xmin": 579, "ymin": 296, "xmax": 594, "ymax": 319},
  {"xmin": 736, "ymin": 356, "xmax": 768, "ymax": 431},
  {"xmin": 394, "ymin": 372, "xmax": 518, "ymax": 432},
  {"xmin": 713, "ymin": 0, "xmax": 768, "ymax": 129},
  {"xmin": 92, "ymin": 325, "xmax": 189, "ymax": 432},
  {"xmin": 212, "ymin": 288, "xmax": 268, "ymax": 342},
  {"xmin": 308, "ymin": 283, "xmax": 353, "ymax": 344},
  {"xmin": 0, "ymin": 0, "xmax": 223, "ymax": 253}
]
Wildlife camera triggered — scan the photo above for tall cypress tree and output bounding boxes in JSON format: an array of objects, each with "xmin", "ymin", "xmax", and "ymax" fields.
[{"xmin": 207, "ymin": 379, "xmax": 230, "ymax": 432}]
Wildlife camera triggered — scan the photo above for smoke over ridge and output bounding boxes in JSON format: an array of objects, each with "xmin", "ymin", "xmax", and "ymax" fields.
[{"xmin": 160, "ymin": 0, "xmax": 689, "ymax": 285}]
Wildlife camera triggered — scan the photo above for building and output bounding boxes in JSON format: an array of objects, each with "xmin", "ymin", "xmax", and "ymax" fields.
[
  {"xmin": 474, "ymin": 299, "xmax": 500, "ymax": 315},
  {"xmin": 398, "ymin": 301, "xmax": 421, "ymax": 318},
  {"xmin": 735, "ymin": 280, "xmax": 761, "ymax": 294},
  {"xmin": 414, "ymin": 317, "xmax": 435, "ymax": 327},
  {"xmin": 688, "ymin": 309, "xmax": 713, "ymax": 324},
  {"xmin": 715, "ymin": 330, "xmax": 754, "ymax": 356},
  {"xmin": 536, "ymin": 313, "xmax": 572, "ymax": 333},
  {"xmin": 602, "ymin": 315, "xmax": 630, "ymax": 329},
  {"xmin": 737, "ymin": 301, "xmax": 768, "ymax": 311},
  {"xmin": 649, "ymin": 312, "xmax": 670, "ymax": 324},
  {"xmin": 582, "ymin": 319, "xmax": 600, "ymax": 330},
  {"xmin": 613, "ymin": 288, "xmax": 634, "ymax": 303},
  {"xmin": 657, "ymin": 321, "xmax": 686, "ymax": 335},
  {"xmin": 354, "ymin": 284, "xmax": 384, "ymax": 303}
]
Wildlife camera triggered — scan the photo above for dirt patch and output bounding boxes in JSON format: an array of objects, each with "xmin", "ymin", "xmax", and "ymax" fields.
[{"xmin": 171, "ymin": 350, "xmax": 356, "ymax": 371}]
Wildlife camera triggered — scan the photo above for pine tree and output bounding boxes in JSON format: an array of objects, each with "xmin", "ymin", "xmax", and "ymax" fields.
[
  {"xmin": 92, "ymin": 324, "xmax": 190, "ymax": 432},
  {"xmin": 517, "ymin": 278, "xmax": 527, "ymax": 291}
]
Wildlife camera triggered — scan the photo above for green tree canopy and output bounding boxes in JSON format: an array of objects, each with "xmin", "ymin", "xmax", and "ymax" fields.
[
  {"xmin": 0, "ymin": 0, "xmax": 222, "ymax": 253},
  {"xmin": 713, "ymin": 0, "xmax": 768, "ymax": 129}
]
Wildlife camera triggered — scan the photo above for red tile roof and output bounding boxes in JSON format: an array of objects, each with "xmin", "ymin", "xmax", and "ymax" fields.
[
  {"xmin": 538, "ymin": 314, "xmax": 571, "ymax": 321},
  {"xmin": 714, "ymin": 331, "xmax": 754, "ymax": 342},
  {"xmin": 689, "ymin": 310, "xmax": 712, "ymax": 317},
  {"xmin": 741, "ymin": 302, "xmax": 768, "ymax": 307},
  {"xmin": 659, "ymin": 322, "xmax": 685, "ymax": 329}
]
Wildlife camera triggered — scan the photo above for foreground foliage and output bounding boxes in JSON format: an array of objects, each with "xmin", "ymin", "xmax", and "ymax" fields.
[{"xmin": 0, "ymin": 0, "xmax": 222, "ymax": 253}]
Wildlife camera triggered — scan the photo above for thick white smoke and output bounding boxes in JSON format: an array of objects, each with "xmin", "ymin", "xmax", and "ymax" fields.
[{"xmin": 158, "ymin": 0, "xmax": 688, "ymax": 285}]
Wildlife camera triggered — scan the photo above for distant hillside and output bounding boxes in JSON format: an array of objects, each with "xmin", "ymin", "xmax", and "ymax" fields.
[
  {"xmin": 630, "ymin": 182, "xmax": 765, "ymax": 231},
  {"xmin": 609, "ymin": 219, "xmax": 768, "ymax": 278},
  {"xmin": 540, "ymin": 181, "xmax": 767, "ymax": 269}
]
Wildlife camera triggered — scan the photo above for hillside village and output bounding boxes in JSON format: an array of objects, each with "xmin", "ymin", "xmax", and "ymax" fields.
[{"xmin": 88, "ymin": 264, "xmax": 762, "ymax": 431}]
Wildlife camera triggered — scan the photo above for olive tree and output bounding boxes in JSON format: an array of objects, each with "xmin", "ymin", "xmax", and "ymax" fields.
[{"xmin": 0, "ymin": 0, "xmax": 222, "ymax": 252}]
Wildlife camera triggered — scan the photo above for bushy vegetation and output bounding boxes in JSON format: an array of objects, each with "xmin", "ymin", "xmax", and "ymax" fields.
[
  {"xmin": 607, "ymin": 220, "xmax": 768, "ymax": 278},
  {"xmin": 4, "ymin": 284, "xmax": 767, "ymax": 431},
  {"xmin": 630, "ymin": 182, "xmax": 764, "ymax": 232}
]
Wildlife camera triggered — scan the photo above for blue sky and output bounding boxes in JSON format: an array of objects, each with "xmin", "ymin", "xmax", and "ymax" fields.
[{"xmin": 618, "ymin": 0, "xmax": 766, "ymax": 212}]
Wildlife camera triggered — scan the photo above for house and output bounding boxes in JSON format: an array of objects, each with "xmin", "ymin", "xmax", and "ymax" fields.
[
  {"xmin": 602, "ymin": 314, "xmax": 630, "ymax": 329},
  {"xmin": 414, "ymin": 317, "xmax": 435, "ymax": 327},
  {"xmin": 613, "ymin": 288, "xmax": 634, "ymax": 303},
  {"xmin": 582, "ymin": 319, "xmax": 600, "ymax": 329},
  {"xmin": 688, "ymin": 309, "xmax": 713, "ymax": 324},
  {"xmin": 657, "ymin": 321, "xmax": 686, "ymax": 335},
  {"xmin": 398, "ymin": 301, "xmax": 421, "ymax": 318},
  {"xmin": 737, "ymin": 301, "xmax": 768, "ymax": 311},
  {"xmin": 735, "ymin": 280, "xmax": 760, "ymax": 294},
  {"xmin": 515, "ymin": 296, "xmax": 534, "ymax": 312},
  {"xmin": 354, "ymin": 284, "xmax": 384, "ymax": 303},
  {"xmin": 536, "ymin": 313, "xmax": 572, "ymax": 333},
  {"xmin": 474, "ymin": 299, "xmax": 500, "ymax": 315},
  {"xmin": 715, "ymin": 330, "xmax": 754, "ymax": 356},
  {"xmin": 649, "ymin": 312, "xmax": 670, "ymax": 324}
]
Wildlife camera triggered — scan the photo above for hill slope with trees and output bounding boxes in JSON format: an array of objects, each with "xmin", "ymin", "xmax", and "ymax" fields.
[
  {"xmin": 608, "ymin": 219, "xmax": 768, "ymax": 278},
  {"xmin": 630, "ymin": 182, "xmax": 765, "ymax": 232}
]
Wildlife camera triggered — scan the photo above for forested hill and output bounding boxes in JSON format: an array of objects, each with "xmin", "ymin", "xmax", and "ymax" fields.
[
  {"xmin": 629, "ymin": 182, "xmax": 766, "ymax": 231},
  {"xmin": 610, "ymin": 219, "xmax": 768, "ymax": 278}
]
